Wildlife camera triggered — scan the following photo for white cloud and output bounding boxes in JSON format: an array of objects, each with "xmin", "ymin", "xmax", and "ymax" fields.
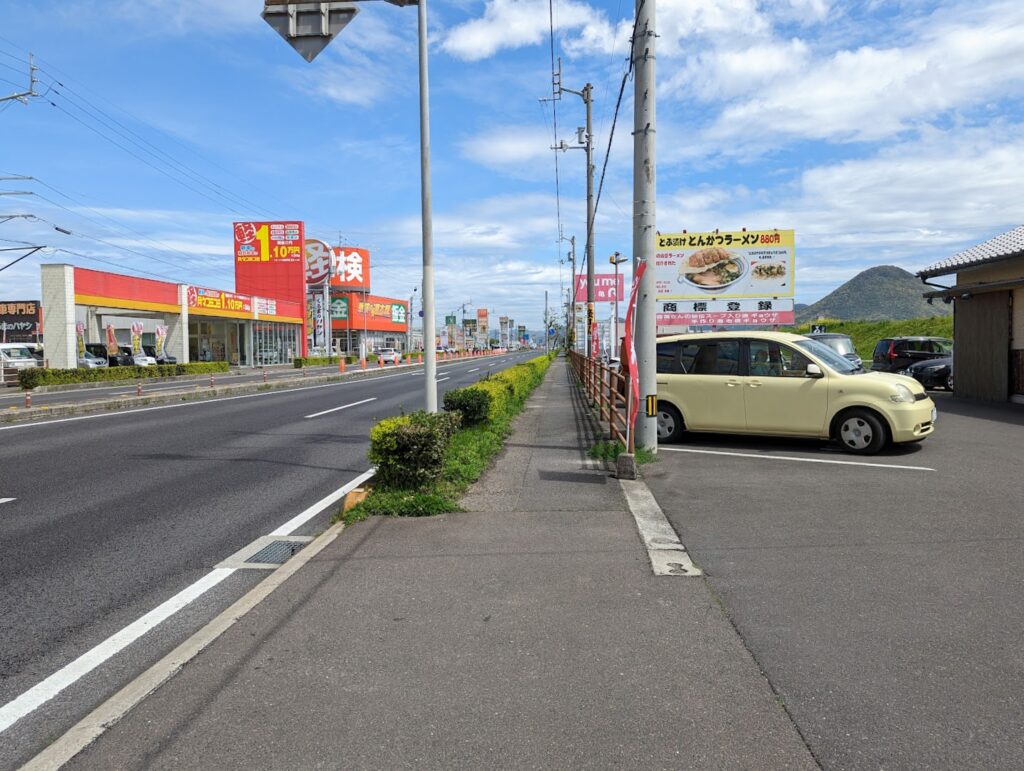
[
  {"xmin": 459, "ymin": 126, "xmax": 554, "ymax": 174},
  {"xmin": 701, "ymin": 3, "xmax": 1024, "ymax": 144},
  {"xmin": 441, "ymin": 0, "xmax": 598, "ymax": 61}
]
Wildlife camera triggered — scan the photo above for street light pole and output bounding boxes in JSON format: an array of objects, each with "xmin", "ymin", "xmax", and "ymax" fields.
[
  {"xmin": 610, "ymin": 251, "xmax": 627, "ymax": 360},
  {"xmin": 417, "ymin": 0, "xmax": 437, "ymax": 410}
]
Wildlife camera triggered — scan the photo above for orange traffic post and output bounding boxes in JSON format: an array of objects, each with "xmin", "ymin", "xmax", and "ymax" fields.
[
  {"xmin": 209, "ymin": 374, "xmax": 215, "ymax": 388},
  {"xmin": 136, "ymin": 382, "xmax": 142, "ymax": 397},
  {"xmin": 263, "ymin": 370, "xmax": 267, "ymax": 383},
  {"xmin": 338, "ymin": 358, "xmax": 345, "ymax": 373},
  {"xmin": 378, "ymin": 356, "xmax": 384, "ymax": 369},
  {"xmin": 24, "ymin": 392, "xmax": 31, "ymax": 408},
  {"xmin": 360, "ymin": 358, "xmax": 366, "ymax": 370},
  {"xmin": 418, "ymin": 353, "xmax": 423, "ymax": 364}
]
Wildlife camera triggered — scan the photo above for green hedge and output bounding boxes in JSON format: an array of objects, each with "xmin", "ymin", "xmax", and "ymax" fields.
[
  {"xmin": 18, "ymin": 361, "xmax": 230, "ymax": 389},
  {"xmin": 368, "ymin": 410, "xmax": 461, "ymax": 491},
  {"xmin": 293, "ymin": 356, "xmax": 340, "ymax": 368},
  {"xmin": 348, "ymin": 353, "xmax": 554, "ymax": 519}
]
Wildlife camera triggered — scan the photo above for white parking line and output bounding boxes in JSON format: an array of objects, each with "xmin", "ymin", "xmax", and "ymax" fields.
[
  {"xmin": 0, "ymin": 498, "xmax": 15, "ymax": 505},
  {"xmin": 304, "ymin": 397, "xmax": 377, "ymax": 419},
  {"xmin": 0, "ymin": 469, "xmax": 375, "ymax": 737},
  {"xmin": 659, "ymin": 446, "xmax": 935, "ymax": 471}
]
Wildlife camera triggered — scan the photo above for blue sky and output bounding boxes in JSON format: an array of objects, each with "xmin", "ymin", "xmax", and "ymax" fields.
[{"xmin": 2, "ymin": 0, "xmax": 1024, "ymax": 328}]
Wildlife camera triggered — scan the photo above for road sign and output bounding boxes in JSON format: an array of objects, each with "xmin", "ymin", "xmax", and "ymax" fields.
[
  {"xmin": 811, "ymin": 324, "xmax": 827, "ymax": 334},
  {"xmin": 445, "ymin": 315, "xmax": 457, "ymax": 326},
  {"xmin": 262, "ymin": 2, "xmax": 359, "ymax": 63}
]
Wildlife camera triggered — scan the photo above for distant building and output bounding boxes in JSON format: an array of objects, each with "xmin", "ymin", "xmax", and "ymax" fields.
[{"xmin": 919, "ymin": 226, "xmax": 1024, "ymax": 403}]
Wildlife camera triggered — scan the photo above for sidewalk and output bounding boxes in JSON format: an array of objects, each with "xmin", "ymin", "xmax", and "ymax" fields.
[{"xmin": 59, "ymin": 359, "xmax": 816, "ymax": 770}]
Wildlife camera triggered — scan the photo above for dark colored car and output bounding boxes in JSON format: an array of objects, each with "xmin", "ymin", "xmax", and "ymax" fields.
[
  {"xmin": 143, "ymin": 345, "xmax": 177, "ymax": 365},
  {"xmin": 871, "ymin": 336, "xmax": 952, "ymax": 372},
  {"xmin": 902, "ymin": 356, "xmax": 953, "ymax": 391},
  {"xmin": 85, "ymin": 342, "xmax": 132, "ymax": 367},
  {"xmin": 807, "ymin": 333, "xmax": 862, "ymax": 369}
]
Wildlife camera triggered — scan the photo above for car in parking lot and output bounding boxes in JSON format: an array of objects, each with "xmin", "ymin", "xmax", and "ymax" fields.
[
  {"xmin": 0, "ymin": 343, "xmax": 40, "ymax": 369},
  {"xmin": 143, "ymin": 345, "xmax": 177, "ymax": 365},
  {"xmin": 85, "ymin": 343, "xmax": 132, "ymax": 367},
  {"xmin": 119, "ymin": 346, "xmax": 157, "ymax": 366},
  {"xmin": 871, "ymin": 336, "xmax": 952, "ymax": 372},
  {"xmin": 807, "ymin": 332, "xmax": 862, "ymax": 369},
  {"xmin": 655, "ymin": 331, "xmax": 936, "ymax": 454},
  {"xmin": 902, "ymin": 356, "xmax": 953, "ymax": 391},
  {"xmin": 78, "ymin": 350, "xmax": 109, "ymax": 368},
  {"xmin": 376, "ymin": 347, "xmax": 401, "ymax": 365}
]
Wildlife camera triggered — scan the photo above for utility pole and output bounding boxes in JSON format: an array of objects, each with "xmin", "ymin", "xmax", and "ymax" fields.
[
  {"xmin": 544, "ymin": 290, "xmax": 549, "ymax": 353},
  {"xmin": 633, "ymin": 0, "xmax": 658, "ymax": 452},
  {"xmin": 559, "ymin": 231, "xmax": 576, "ymax": 351},
  {"xmin": 549, "ymin": 71, "xmax": 595, "ymax": 358},
  {"xmin": 0, "ymin": 54, "xmax": 38, "ymax": 104}
]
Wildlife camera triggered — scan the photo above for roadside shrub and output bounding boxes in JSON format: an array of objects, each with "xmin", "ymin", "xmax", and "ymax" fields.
[
  {"xmin": 442, "ymin": 387, "xmax": 491, "ymax": 426},
  {"xmin": 293, "ymin": 356, "xmax": 340, "ymax": 368},
  {"xmin": 369, "ymin": 410, "xmax": 461, "ymax": 490},
  {"xmin": 18, "ymin": 361, "xmax": 229, "ymax": 389}
]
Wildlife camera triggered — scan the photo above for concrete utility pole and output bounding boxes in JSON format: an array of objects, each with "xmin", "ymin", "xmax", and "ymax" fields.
[
  {"xmin": 544, "ymin": 290, "xmax": 549, "ymax": 353},
  {"xmin": 0, "ymin": 54, "xmax": 38, "ymax": 104},
  {"xmin": 559, "ymin": 231, "xmax": 576, "ymax": 351},
  {"xmin": 553, "ymin": 81, "xmax": 595, "ymax": 358},
  {"xmin": 633, "ymin": 0, "xmax": 658, "ymax": 452}
]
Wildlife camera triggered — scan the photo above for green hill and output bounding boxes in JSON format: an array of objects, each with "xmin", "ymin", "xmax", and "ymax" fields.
[{"xmin": 797, "ymin": 265, "xmax": 952, "ymax": 323}]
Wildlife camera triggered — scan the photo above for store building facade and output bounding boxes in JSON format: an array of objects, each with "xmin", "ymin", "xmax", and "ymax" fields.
[
  {"xmin": 330, "ymin": 292, "xmax": 410, "ymax": 355},
  {"xmin": 40, "ymin": 264, "xmax": 303, "ymax": 370},
  {"xmin": 919, "ymin": 226, "xmax": 1024, "ymax": 403}
]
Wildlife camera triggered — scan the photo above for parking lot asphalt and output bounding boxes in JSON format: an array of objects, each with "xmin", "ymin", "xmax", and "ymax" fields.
[{"xmin": 643, "ymin": 391, "xmax": 1024, "ymax": 768}]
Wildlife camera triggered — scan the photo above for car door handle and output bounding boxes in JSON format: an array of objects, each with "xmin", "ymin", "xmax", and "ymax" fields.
[
  {"xmin": 747, "ymin": 379, "xmax": 762, "ymax": 388},
  {"xmin": 725, "ymin": 378, "xmax": 740, "ymax": 387},
  {"xmin": 656, "ymin": 379, "xmax": 668, "ymax": 385}
]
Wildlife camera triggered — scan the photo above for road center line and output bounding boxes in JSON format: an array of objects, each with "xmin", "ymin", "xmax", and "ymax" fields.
[
  {"xmin": 467, "ymin": 368, "xmax": 479, "ymax": 373},
  {"xmin": 659, "ymin": 446, "xmax": 935, "ymax": 471},
  {"xmin": 0, "ymin": 373, "xmax": 407, "ymax": 432},
  {"xmin": 0, "ymin": 568, "xmax": 235, "ymax": 735},
  {"xmin": 0, "ymin": 498, "xmax": 15, "ymax": 505},
  {"xmin": 304, "ymin": 397, "xmax": 377, "ymax": 419}
]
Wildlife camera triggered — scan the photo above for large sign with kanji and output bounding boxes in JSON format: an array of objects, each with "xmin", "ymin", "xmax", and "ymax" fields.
[
  {"xmin": 330, "ymin": 247, "xmax": 371, "ymax": 291},
  {"xmin": 0, "ymin": 300, "xmax": 40, "ymax": 340},
  {"xmin": 234, "ymin": 221, "xmax": 304, "ymax": 263},
  {"xmin": 654, "ymin": 229, "xmax": 794, "ymax": 301},
  {"xmin": 657, "ymin": 298, "xmax": 795, "ymax": 330}
]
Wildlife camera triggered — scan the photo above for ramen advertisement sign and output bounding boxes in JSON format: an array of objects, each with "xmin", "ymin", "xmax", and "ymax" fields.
[{"xmin": 654, "ymin": 229, "xmax": 794, "ymax": 301}]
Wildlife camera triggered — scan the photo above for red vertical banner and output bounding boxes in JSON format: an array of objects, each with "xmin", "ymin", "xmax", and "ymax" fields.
[{"xmin": 625, "ymin": 260, "xmax": 647, "ymax": 435}]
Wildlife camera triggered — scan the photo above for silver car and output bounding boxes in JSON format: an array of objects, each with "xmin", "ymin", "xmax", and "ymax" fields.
[{"xmin": 78, "ymin": 350, "xmax": 109, "ymax": 369}]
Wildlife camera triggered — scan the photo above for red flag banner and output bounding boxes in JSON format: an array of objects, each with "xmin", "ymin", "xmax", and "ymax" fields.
[{"xmin": 625, "ymin": 259, "xmax": 647, "ymax": 433}]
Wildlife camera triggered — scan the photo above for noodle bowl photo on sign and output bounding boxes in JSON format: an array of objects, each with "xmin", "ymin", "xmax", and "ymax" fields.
[{"xmin": 678, "ymin": 247, "xmax": 749, "ymax": 293}]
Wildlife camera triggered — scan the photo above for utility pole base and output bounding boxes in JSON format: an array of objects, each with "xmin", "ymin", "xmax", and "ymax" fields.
[{"xmin": 615, "ymin": 452, "xmax": 638, "ymax": 480}]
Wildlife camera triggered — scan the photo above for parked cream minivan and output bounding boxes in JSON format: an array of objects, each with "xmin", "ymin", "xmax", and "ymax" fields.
[
  {"xmin": 0, "ymin": 343, "xmax": 41, "ymax": 370},
  {"xmin": 656, "ymin": 331, "xmax": 936, "ymax": 455}
]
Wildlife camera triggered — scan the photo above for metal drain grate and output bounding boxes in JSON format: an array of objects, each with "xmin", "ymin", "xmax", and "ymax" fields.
[{"xmin": 246, "ymin": 540, "xmax": 306, "ymax": 565}]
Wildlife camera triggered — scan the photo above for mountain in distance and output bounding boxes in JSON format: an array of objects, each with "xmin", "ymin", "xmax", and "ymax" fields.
[{"xmin": 797, "ymin": 265, "xmax": 952, "ymax": 323}]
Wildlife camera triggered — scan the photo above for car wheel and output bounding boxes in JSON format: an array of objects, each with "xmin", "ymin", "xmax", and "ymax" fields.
[
  {"xmin": 835, "ymin": 410, "xmax": 887, "ymax": 455},
  {"xmin": 946, "ymin": 373, "xmax": 953, "ymax": 391},
  {"xmin": 656, "ymin": 403, "xmax": 685, "ymax": 443}
]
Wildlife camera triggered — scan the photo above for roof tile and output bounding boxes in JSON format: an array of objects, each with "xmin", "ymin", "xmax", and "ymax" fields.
[{"xmin": 919, "ymin": 225, "xmax": 1024, "ymax": 277}]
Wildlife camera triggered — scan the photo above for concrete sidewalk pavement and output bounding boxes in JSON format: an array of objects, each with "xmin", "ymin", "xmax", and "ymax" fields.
[{"xmin": 55, "ymin": 359, "xmax": 817, "ymax": 770}]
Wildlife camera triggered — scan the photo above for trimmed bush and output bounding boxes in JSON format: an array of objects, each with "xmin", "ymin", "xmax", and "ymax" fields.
[
  {"xmin": 293, "ymin": 356, "xmax": 340, "ymax": 368},
  {"xmin": 368, "ymin": 410, "xmax": 461, "ymax": 490},
  {"xmin": 18, "ymin": 361, "xmax": 230, "ymax": 389},
  {"xmin": 442, "ymin": 387, "xmax": 491, "ymax": 426}
]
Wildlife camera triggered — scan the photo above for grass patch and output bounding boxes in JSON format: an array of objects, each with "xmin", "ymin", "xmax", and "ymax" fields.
[{"xmin": 588, "ymin": 440, "xmax": 657, "ymax": 465}]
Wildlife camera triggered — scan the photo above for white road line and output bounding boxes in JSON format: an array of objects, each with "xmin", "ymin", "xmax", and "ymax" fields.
[
  {"xmin": 467, "ymin": 368, "xmax": 479, "ymax": 373},
  {"xmin": 659, "ymin": 446, "xmax": 935, "ymax": 471},
  {"xmin": 269, "ymin": 468, "xmax": 375, "ymax": 536},
  {"xmin": 0, "ymin": 498, "xmax": 15, "ymax": 505},
  {"xmin": 436, "ymin": 377, "xmax": 450, "ymax": 383},
  {"xmin": 304, "ymin": 397, "xmax": 377, "ymax": 419},
  {"xmin": 0, "ymin": 568, "xmax": 235, "ymax": 735},
  {"xmin": 488, "ymin": 363, "xmax": 496, "ymax": 367},
  {"xmin": 619, "ymin": 480, "xmax": 702, "ymax": 577},
  {"xmin": 0, "ymin": 469, "xmax": 376, "ymax": 737},
  {"xmin": 0, "ymin": 373, "xmax": 408, "ymax": 432}
]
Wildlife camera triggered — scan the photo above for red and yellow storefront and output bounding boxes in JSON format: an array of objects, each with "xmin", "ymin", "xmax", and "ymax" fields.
[
  {"xmin": 40, "ymin": 265, "xmax": 304, "ymax": 369},
  {"xmin": 330, "ymin": 292, "xmax": 410, "ymax": 355}
]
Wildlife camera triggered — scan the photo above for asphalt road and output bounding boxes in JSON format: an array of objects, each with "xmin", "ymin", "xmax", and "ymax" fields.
[
  {"xmin": 0, "ymin": 351, "xmax": 538, "ymax": 769},
  {"xmin": 643, "ymin": 392, "xmax": 1024, "ymax": 768},
  {"xmin": 0, "ymin": 359, "xmax": 414, "ymax": 409}
]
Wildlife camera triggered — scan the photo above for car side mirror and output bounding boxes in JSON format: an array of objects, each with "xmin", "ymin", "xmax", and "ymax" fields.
[{"xmin": 805, "ymin": 363, "xmax": 824, "ymax": 378}]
